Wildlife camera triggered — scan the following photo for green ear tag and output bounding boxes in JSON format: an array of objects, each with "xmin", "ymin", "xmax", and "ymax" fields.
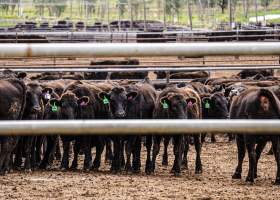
[
  {"xmin": 205, "ymin": 101, "xmax": 210, "ymax": 109},
  {"xmin": 103, "ymin": 96, "xmax": 109, "ymax": 105},
  {"xmin": 163, "ymin": 100, "xmax": 169, "ymax": 109},
  {"xmin": 51, "ymin": 102, "xmax": 58, "ymax": 112}
]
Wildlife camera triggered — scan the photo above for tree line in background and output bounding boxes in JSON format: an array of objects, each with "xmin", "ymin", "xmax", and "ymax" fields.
[{"xmin": 0, "ymin": 0, "xmax": 277, "ymax": 25}]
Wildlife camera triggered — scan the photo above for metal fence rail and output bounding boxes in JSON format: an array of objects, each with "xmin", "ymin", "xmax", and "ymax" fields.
[
  {"xmin": 1, "ymin": 42, "xmax": 280, "ymax": 58},
  {"xmin": 0, "ymin": 120, "xmax": 279, "ymax": 135},
  {"xmin": 3, "ymin": 65, "xmax": 280, "ymax": 73}
]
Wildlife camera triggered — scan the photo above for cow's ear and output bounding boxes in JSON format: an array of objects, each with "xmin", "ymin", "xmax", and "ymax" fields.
[
  {"xmin": 49, "ymin": 98, "xmax": 60, "ymax": 112},
  {"xmin": 202, "ymin": 97, "xmax": 211, "ymax": 109},
  {"xmin": 17, "ymin": 72, "xmax": 27, "ymax": 79},
  {"xmin": 98, "ymin": 92, "xmax": 110, "ymax": 105},
  {"xmin": 127, "ymin": 91, "xmax": 138, "ymax": 101},
  {"xmin": 42, "ymin": 87, "xmax": 53, "ymax": 100},
  {"xmin": 186, "ymin": 97, "xmax": 197, "ymax": 108},
  {"xmin": 160, "ymin": 97, "xmax": 170, "ymax": 109},
  {"xmin": 78, "ymin": 96, "xmax": 90, "ymax": 107}
]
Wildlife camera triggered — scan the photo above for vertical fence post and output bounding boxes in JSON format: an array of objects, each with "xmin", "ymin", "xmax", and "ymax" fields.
[
  {"xmin": 107, "ymin": 0, "xmax": 110, "ymax": 32},
  {"xmin": 129, "ymin": 0, "xmax": 133, "ymax": 31},
  {"xmin": 228, "ymin": 0, "xmax": 233, "ymax": 30},
  {"xmin": 118, "ymin": 2, "xmax": 121, "ymax": 31},
  {"xmin": 143, "ymin": 0, "xmax": 147, "ymax": 32},
  {"xmin": 163, "ymin": 0, "xmax": 166, "ymax": 31},
  {"xmin": 187, "ymin": 0, "xmax": 193, "ymax": 30}
]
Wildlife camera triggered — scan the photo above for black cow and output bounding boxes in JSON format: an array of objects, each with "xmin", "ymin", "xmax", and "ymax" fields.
[
  {"xmin": 200, "ymin": 92, "xmax": 229, "ymax": 143},
  {"xmin": 14, "ymin": 82, "xmax": 44, "ymax": 171},
  {"xmin": 0, "ymin": 78, "xmax": 26, "ymax": 175},
  {"xmin": 152, "ymin": 86, "xmax": 202, "ymax": 176},
  {"xmin": 230, "ymin": 88, "xmax": 280, "ymax": 184}
]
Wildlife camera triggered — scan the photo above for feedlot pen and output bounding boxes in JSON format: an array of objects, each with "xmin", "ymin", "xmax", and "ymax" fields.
[{"xmin": 1, "ymin": 55, "xmax": 280, "ymax": 199}]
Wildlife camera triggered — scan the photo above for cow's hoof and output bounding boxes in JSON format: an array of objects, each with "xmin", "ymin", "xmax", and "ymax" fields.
[
  {"xmin": 162, "ymin": 159, "xmax": 168, "ymax": 166},
  {"xmin": 174, "ymin": 172, "xmax": 181, "ymax": 177},
  {"xmin": 274, "ymin": 179, "xmax": 280, "ymax": 185},
  {"xmin": 232, "ymin": 173, "xmax": 241, "ymax": 179},
  {"xmin": 24, "ymin": 169, "xmax": 32, "ymax": 173},
  {"xmin": 267, "ymin": 149, "xmax": 273, "ymax": 155},
  {"xmin": 133, "ymin": 169, "xmax": 140, "ymax": 174},
  {"xmin": 195, "ymin": 169, "xmax": 202, "ymax": 174},
  {"xmin": 83, "ymin": 168, "xmax": 90, "ymax": 172},
  {"xmin": 60, "ymin": 167, "xmax": 68, "ymax": 171},
  {"xmin": 0, "ymin": 171, "xmax": 6, "ymax": 176},
  {"xmin": 245, "ymin": 176, "xmax": 254, "ymax": 183}
]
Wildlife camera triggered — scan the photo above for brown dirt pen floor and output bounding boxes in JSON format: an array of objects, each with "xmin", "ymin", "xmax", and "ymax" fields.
[
  {"xmin": 1, "ymin": 56, "xmax": 280, "ymax": 199},
  {"xmin": 0, "ymin": 137, "xmax": 279, "ymax": 200}
]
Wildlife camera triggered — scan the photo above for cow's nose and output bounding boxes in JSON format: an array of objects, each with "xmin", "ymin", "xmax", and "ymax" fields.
[
  {"xmin": 32, "ymin": 106, "xmax": 41, "ymax": 112},
  {"xmin": 115, "ymin": 110, "xmax": 126, "ymax": 118}
]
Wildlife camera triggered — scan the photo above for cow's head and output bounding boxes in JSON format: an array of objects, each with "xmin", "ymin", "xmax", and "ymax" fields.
[
  {"xmin": 160, "ymin": 93, "xmax": 196, "ymax": 119},
  {"xmin": 202, "ymin": 92, "xmax": 229, "ymax": 119}
]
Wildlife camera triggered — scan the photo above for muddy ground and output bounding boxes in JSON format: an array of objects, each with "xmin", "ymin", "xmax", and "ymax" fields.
[{"xmin": 0, "ymin": 136, "xmax": 279, "ymax": 200}]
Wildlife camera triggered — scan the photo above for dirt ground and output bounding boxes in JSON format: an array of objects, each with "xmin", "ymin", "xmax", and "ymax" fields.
[
  {"xmin": 0, "ymin": 56, "xmax": 280, "ymax": 199},
  {"xmin": 0, "ymin": 136, "xmax": 279, "ymax": 200}
]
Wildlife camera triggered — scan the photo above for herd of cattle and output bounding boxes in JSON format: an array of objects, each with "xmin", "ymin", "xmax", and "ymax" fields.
[{"xmin": 0, "ymin": 67, "xmax": 280, "ymax": 185}]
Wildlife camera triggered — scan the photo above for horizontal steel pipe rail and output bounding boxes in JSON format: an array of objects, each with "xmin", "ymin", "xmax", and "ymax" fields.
[
  {"xmin": 0, "ymin": 120, "xmax": 279, "ymax": 135},
  {"xmin": 3, "ymin": 65, "xmax": 280, "ymax": 73},
  {"xmin": 0, "ymin": 43, "xmax": 280, "ymax": 58}
]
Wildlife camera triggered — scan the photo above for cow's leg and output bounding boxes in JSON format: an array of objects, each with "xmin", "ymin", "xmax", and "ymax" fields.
[
  {"xmin": 0, "ymin": 139, "xmax": 10, "ymax": 175},
  {"xmin": 14, "ymin": 137, "xmax": 23, "ymax": 170},
  {"xmin": 210, "ymin": 134, "xmax": 216, "ymax": 143},
  {"xmin": 143, "ymin": 135, "xmax": 151, "ymax": 174},
  {"xmin": 201, "ymin": 133, "xmax": 206, "ymax": 143},
  {"xmin": 70, "ymin": 140, "xmax": 80, "ymax": 170},
  {"xmin": 39, "ymin": 136, "xmax": 57, "ymax": 169},
  {"xmin": 194, "ymin": 135, "xmax": 202, "ymax": 174},
  {"xmin": 60, "ymin": 139, "xmax": 70, "ymax": 170},
  {"xmin": 182, "ymin": 136, "xmax": 189, "ymax": 170},
  {"xmin": 35, "ymin": 136, "xmax": 45, "ymax": 167},
  {"xmin": 228, "ymin": 133, "xmax": 235, "ymax": 142},
  {"xmin": 245, "ymin": 140, "xmax": 256, "ymax": 183},
  {"xmin": 151, "ymin": 136, "xmax": 162, "ymax": 174},
  {"xmin": 171, "ymin": 135, "xmax": 184, "ymax": 176},
  {"xmin": 93, "ymin": 137, "xmax": 105, "ymax": 171},
  {"xmin": 24, "ymin": 136, "xmax": 34, "ymax": 171},
  {"xmin": 267, "ymin": 143, "xmax": 274, "ymax": 155},
  {"xmin": 55, "ymin": 138, "xmax": 61, "ymax": 160},
  {"xmin": 125, "ymin": 137, "xmax": 133, "ymax": 173},
  {"xmin": 111, "ymin": 137, "xmax": 121, "ymax": 173},
  {"xmin": 30, "ymin": 136, "xmax": 37, "ymax": 169},
  {"xmin": 162, "ymin": 136, "xmax": 170, "ymax": 166},
  {"xmin": 80, "ymin": 136, "xmax": 92, "ymax": 171},
  {"xmin": 120, "ymin": 139, "xmax": 125, "ymax": 169},
  {"xmin": 255, "ymin": 140, "xmax": 267, "ymax": 178},
  {"xmin": 105, "ymin": 139, "xmax": 113, "ymax": 163},
  {"xmin": 133, "ymin": 136, "xmax": 142, "ymax": 173},
  {"xmin": 272, "ymin": 137, "xmax": 280, "ymax": 185},
  {"xmin": 232, "ymin": 135, "xmax": 245, "ymax": 179}
]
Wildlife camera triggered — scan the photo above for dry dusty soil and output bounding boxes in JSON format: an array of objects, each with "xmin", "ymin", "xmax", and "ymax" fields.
[{"xmin": 0, "ymin": 136, "xmax": 279, "ymax": 200}]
